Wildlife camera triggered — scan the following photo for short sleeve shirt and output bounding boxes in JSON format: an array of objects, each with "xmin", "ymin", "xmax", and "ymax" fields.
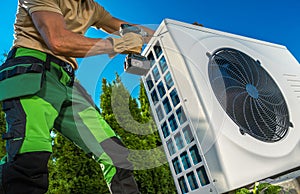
[{"xmin": 13, "ymin": 0, "xmax": 113, "ymax": 69}]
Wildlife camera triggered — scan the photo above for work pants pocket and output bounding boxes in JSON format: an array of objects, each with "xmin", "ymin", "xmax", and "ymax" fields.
[{"xmin": 0, "ymin": 59, "xmax": 44, "ymax": 101}]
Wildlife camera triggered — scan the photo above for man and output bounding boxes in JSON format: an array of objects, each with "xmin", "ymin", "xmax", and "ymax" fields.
[{"xmin": 0, "ymin": 0, "xmax": 154, "ymax": 193}]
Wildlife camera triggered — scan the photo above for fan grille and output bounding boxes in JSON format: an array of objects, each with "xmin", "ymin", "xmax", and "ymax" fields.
[{"xmin": 208, "ymin": 48, "xmax": 290, "ymax": 142}]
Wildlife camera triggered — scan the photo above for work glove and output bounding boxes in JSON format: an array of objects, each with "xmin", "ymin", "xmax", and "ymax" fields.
[
  {"xmin": 108, "ymin": 32, "xmax": 143, "ymax": 57},
  {"xmin": 119, "ymin": 24, "xmax": 148, "ymax": 37}
]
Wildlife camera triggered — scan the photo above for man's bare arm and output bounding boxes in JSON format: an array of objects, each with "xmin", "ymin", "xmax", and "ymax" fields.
[{"xmin": 31, "ymin": 11, "xmax": 114, "ymax": 57}]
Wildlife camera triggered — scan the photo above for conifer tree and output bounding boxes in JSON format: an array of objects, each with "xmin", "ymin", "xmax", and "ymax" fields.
[
  {"xmin": 136, "ymin": 80, "xmax": 176, "ymax": 194},
  {"xmin": 101, "ymin": 75, "xmax": 176, "ymax": 194},
  {"xmin": 47, "ymin": 79, "xmax": 110, "ymax": 193},
  {"xmin": 0, "ymin": 104, "xmax": 6, "ymax": 158},
  {"xmin": 0, "ymin": 53, "xmax": 7, "ymax": 158},
  {"xmin": 48, "ymin": 131, "xmax": 109, "ymax": 194}
]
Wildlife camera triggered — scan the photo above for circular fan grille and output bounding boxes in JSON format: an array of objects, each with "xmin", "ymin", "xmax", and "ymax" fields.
[{"xmin": 208, "ymin": 48, "xmax": 290, "ymax": 142}]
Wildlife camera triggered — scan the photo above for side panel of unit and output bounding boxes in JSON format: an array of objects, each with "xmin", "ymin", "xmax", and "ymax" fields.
[
  {"xmin": 142, "ymin": 21, "xmax": 219, "ymax": 194},
  {"xmin": 162, "ymin": 22, "xmax": 232, "ymax": 193}
]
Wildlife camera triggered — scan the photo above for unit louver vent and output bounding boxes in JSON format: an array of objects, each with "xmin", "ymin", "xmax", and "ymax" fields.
[{"xmin": 208, "ymin": 48, "xmax": 290, "ymax": 142}]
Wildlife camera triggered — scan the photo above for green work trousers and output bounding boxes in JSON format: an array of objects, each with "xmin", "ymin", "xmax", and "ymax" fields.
[{"xmin": 0, "ymin": 48, "xmax": 139, "ymax": 194}]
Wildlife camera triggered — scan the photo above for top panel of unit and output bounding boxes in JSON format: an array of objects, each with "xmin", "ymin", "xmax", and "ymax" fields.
[{"xmin": 147, "ymin": 19, "xmax": 286, "ymax": 51}]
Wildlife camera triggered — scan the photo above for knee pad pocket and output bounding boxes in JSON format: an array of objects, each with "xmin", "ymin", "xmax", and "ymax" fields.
[{"xmin": 1, "ymin": 152, "xmax": 51, "ymax": 193}]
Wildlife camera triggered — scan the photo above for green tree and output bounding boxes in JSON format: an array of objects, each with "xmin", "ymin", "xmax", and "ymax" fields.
[
  {"xmin": 0, "ymin": 51, "xmax": 8, "ymax": 158},
  {"xmin": 139, "ymin": 80, "xmax": 151, "ymax": 121},
  {"xmin": 101, "ymin": 75, "xmax": 176, "ymax": 194},
  {"xmin": 0, "ymin": 52, "xmax": 8, "ymax": 159},
  {"xmin": 47, "ymin": 78, "xmax": 110, "ymax": 194},
  {"xmin": 235, "ymin": 182, "xmax": 283, "ymax": 194},
  {"xmin": 47, "ymin": 132, "xmax": 109, "ymax": 194},
  {"xmin": 0, "ymin": 103, "xmax": 6, "ymax": 158}
]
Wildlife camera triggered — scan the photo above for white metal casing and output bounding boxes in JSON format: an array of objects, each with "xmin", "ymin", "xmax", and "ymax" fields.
[{"xmin": 141, "ymin": 19, "xmax": 300, "ymax": 193}]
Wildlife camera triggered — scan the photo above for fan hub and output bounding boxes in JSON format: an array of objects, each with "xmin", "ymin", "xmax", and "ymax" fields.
[{"xmin": 246, "ymin": 84, "xmax": 259, "ymax": 99}]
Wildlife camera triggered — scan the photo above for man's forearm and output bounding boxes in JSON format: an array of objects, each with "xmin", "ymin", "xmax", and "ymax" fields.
[
  {"xmin": 47, "ymin": 29, "xmax": 114, "ymax": 58},
  {"xmin": 32, "ymin": 11, "xmax": 114, "ymax": 58}
]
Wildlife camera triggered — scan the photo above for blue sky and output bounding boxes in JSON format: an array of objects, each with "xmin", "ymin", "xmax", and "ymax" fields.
[{"xmin": 1, "ymin": 0, "xmax": 300, "ymax": 106}]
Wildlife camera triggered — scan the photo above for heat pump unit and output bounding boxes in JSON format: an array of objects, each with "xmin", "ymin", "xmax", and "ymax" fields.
[{"xmin": 141, "ymin": 19, "xmax": 300, "ymax": 193}]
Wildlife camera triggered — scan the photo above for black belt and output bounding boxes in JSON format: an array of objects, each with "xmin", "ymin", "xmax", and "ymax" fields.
[
  {"xmin": 45, "ymin": 53, "xmax": 74, "ymax": 77},
  {"xmin": 6, "ymin": 47, "xmax": 75, "ymax": 77}
]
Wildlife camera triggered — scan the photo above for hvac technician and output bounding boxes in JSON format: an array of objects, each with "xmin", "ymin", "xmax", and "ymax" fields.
[{"xmin": 0, "ymin": 0, "xmax": 154, "ymax": 193}]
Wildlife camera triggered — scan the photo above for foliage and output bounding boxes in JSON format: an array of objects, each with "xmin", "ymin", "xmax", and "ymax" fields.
[
  {"xmin": 235, "ymin": 182, "xmax": 283, "ymax": 194},
  {"xmin": 235, "ymin": 188, "xmax": 251, "ymax": 194},
  {"xmin": 47, "ymin": 131, "xmax": 109, "ymax": 194},
  {"xmin": 0, "ymin": 51, "xmax": 8, "ymax": 158},
  {"xmin": 46, "ymin": 73, "xmax": 176, "ymax": 193},
  {"xmin": 0, "ymin": 103, "xmax": 6, "ymax": 158},
  {"xmin": 100, "ymin": 74, "xmax": 176, "ymax": 194}
]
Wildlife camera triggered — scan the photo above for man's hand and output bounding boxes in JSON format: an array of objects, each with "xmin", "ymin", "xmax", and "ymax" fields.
[{"xmin": 108, "ymin": 32, "xmax": 143, "ymax": 55}]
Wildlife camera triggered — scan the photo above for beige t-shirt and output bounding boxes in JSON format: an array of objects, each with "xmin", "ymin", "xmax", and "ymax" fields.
[{"xmin": 14, "ymin": 0, "xmax": 113, "ymax": 69}]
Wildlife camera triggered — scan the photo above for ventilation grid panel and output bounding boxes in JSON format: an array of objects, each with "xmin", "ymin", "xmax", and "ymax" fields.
[{"xmin": 208, "ymin": 48, "xmax": 290, "ymax": 143}]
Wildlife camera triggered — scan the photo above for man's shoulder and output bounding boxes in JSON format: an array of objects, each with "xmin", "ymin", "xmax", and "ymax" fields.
[{"xmin": 21, "ymin": 0, "xmax": 62, "ymax": 15}]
